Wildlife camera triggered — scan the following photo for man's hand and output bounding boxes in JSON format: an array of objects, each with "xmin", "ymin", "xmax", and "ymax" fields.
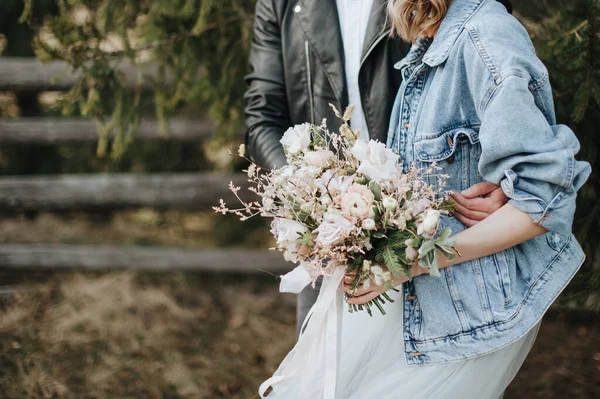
[{"xmin": 449, "ymin": 182, "xmax": 509, "ymax": 227}]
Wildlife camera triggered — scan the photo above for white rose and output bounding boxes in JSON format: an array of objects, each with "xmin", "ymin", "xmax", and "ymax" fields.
[
  {"xmin": 350, "ymin": 140, "xmax": 398, "ymax": 182},
  {"xmin": 362, "ymin": 218, "xmax": 376, "ymax": 230},
  {"xmin": 417, "ymin": 209, "xmax": 441, "ymax": 236},
  {"xmin": 341, "ymin": 184, "xmax": 375, "ymax": 220},
  {"xmin": 313, "ymin": 212, "xmax": 354, "ymax": 246},
  {"xmin": 271, "ymin": 218, "xmax": 308, "ymax": 244},
  {"xmin": 280, "ymin": 123, "xmax": 312, "ymax": 154},
  {"xmin": 316, "ymin": 170, "xmax": 354, "ymax": 198},
  {"xmin": 382, "ymin": 197, "xmax": 398, "ymax": 210},
  {"xmin": 304, "ymin": 149, "xmax": 334, "ymax": 168}
]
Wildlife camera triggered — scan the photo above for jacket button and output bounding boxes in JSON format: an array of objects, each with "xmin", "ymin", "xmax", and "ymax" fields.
[
  {"xmin": 294, "ymin": 5, "xmax": 301, "ymax": 13},
  {"xmin": 408, "ymin": 351, "xmax": 424, "ymax": 357},
  {"xmin": 447, "ymin": 154, "xmax": 455, "ymax": 164},
  {"xmin": 406, "ymin": 295, "xmax": 417, "ymax": 301},
  {"xmin": 403, "ymin": 122, "xmax": 411, "ymax": 129}
]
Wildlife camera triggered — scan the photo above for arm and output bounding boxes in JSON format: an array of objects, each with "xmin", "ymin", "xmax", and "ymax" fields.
[
  {"xmin": 346, "ymin": 203, "xmax": 545, "ymax": 304},
  {"xmin": 244, "ymin": 0, "xmax": 290, "ymax": 169},
  {"xmin": 347, "ymin": 72, "xmax": 591, "ymax": 304}
]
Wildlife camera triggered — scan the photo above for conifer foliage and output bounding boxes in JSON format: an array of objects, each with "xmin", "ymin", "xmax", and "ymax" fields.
[
  {"xmin": 531, "ymin": 0, "xmax": 600, "ymax": 308},
  {"xmin": 20, "ymin": 0, "xmax": 255, "ymax": 157}
]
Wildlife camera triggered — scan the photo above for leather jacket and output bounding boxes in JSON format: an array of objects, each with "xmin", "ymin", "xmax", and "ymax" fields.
[{"xmin": 244, "ymin": 0, "xmax": 512, "ymax": 169}]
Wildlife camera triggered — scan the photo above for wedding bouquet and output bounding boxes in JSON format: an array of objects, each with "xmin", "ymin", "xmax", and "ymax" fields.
[{"xmin": 214, "ymin": 105, "xmax": 457, "ymax": 315}]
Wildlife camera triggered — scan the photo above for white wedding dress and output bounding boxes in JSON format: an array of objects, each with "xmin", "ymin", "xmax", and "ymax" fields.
[{"xmin": 260, "ymin": 270, "xmax": 541, "ymax": 399}]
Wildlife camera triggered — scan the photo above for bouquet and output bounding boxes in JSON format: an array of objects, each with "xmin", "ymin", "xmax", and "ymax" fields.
[{"xmin": 214, "ymin": 105, "xmax": 457, "ymax": 315}]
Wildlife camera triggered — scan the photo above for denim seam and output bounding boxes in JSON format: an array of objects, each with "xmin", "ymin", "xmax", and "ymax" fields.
[
  {"xmin": 466, "ymin": 24, "xmax": 499, "ymax": 81},
  {"xmin": 407, "ymin": 236, "xmax": 572, "ymax": 344}
]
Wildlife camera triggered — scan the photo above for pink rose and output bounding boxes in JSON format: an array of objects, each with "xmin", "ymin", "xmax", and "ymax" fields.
[{"xmin": 341, "ymin": 184, "xmax": 375, "ymax": 220}]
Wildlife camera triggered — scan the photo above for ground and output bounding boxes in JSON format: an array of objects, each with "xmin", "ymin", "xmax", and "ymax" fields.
[{"xmin": 0, "ymin": 270, "xmax": 598, "ymax": 399}]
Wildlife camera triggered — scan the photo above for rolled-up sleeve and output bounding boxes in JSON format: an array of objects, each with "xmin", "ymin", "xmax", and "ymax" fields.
[{"xmin": 478, "ymin": 73, "xmax": 591, "ymax": 236}]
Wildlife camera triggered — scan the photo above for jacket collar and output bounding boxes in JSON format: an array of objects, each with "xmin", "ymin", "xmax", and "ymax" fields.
[
  {"xmin": 422, "ymin": 0, "xmax": 485, "ymax": 66},
  {"xmin": 294, "ymin": 0, "xmax": 389, "ymax": 106},
  {"xmin": 294, "ymin": 0, "xmax": 348, "ymax": 105},
  {"xmin": 361, "ymin": 0, "xmax": 390, "ymax": 62}
]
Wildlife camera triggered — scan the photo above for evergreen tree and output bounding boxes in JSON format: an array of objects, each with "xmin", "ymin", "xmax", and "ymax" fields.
[
  {"xmin": 528, "ymin": 0, "xmax": 600, "ymax": 308},
  {"xmin": 20, "ymin": 0, "xmax": 255, "ymax": 157}
]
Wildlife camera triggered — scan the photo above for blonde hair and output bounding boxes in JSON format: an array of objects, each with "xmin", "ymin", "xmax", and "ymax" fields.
[{"xmin": 387, "ymin": 0, "xmax": 453, "ymax": 43}]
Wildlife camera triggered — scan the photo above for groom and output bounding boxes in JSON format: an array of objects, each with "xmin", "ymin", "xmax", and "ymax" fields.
[{"xmin": 244, "ymin": 0, "xmax": 513, "ymax": 335}]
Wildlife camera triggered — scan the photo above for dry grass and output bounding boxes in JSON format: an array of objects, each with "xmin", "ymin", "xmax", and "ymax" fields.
[
  {"xmin": 0, "ymin": 272, "xmax": 296, "ymax": 399},
  {"xmin": 1, "ymin": 271, "xmax": 599, "ymax": 398}
]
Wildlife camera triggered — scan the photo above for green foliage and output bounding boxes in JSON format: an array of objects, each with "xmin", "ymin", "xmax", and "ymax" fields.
[
  {"xmin": 521, "ymin": 0, "xmax": 600, "ymax": 308},
  {"xmin": 20, "ymin": 0, "xmax": 255, "ymax": 157}
]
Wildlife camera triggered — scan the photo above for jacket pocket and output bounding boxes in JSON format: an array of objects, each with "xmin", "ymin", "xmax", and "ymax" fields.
[
  {"xmin": 414, "ymin": 127, "xmax": 480, "ymax": 163},
  {"xmin": 414, "ymin": 126, "xmax": 482, "ymax": 194}
]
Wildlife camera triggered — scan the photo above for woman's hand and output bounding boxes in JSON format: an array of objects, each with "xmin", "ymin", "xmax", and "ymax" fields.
[{"xmin": 343, "ymin": 264, "xmax": 429, "ymax": 305}]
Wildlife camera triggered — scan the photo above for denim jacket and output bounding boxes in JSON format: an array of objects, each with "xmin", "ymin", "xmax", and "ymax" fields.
[{"xmin": 386, "ymin": 0, "xmax": 592, "ymax": 365}]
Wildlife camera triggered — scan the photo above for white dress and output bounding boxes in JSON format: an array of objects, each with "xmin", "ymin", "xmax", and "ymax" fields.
[{"xmin": 261, "ymin": 271, "xmax": 541, "ymax": 399}]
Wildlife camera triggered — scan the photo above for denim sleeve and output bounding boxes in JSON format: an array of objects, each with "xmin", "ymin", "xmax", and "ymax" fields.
[{"xmin": 478, "ymin": 73, "xmax": 591, "ymax": 236}]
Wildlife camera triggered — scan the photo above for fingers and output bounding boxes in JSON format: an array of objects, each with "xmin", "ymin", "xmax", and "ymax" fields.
[
  {"xmin": 460, "ymin": 182, "xmax": 500, "ymax": 198},
  {"xmin": 347, "ymin": 290, "xmax": 382, "ymax": 305},
  {"xmin": 449, "ymin": 191, "xmax": 497, "ymax": 214},
  {"xmin": 344, "ymin": 270, "xmax": 357, "ymax": 285},
  {"xmin": 453, "ymin": 201, "xmax": 489, "ymax": 221},
  {"xmin": 453, "ymin": 210, "xmax": 479, "ymax": 227},
  {"xmin": 347, "ymin": 283, "xmax": 375, "ymax": 297}
]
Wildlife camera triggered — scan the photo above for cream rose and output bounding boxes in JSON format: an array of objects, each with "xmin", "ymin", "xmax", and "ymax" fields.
[
  {"xmin": 271, "ymin": 218, "xmax": 308, "ymax": 244},
  {"xmin": 341, "ymin": 184, "xmax": 375, "ymax": 220},
  {"xmin": 313, "ymin": 212, "xmax": 354, "ymax": 246},
  {"xmin": 350, "ymin": 140, "xmax": 398, "ymax": 182},
  {"xmin": 304, "ymin": 149, "xmax": 334, "ymax": 168},
  {"xmin": 280, "ymin": 123, "xmax": 312, "ymax": 154}
]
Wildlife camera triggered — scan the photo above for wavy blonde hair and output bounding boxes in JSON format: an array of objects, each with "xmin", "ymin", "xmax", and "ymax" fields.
[{"xmin": 387, "ymin": 0, "xmax": 453, "ymax": 42}]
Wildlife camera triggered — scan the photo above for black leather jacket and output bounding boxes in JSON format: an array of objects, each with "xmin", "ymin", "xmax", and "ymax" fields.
[{"xmin": 244, "ymin": 0, "xmax": 512, "ymax": 169}]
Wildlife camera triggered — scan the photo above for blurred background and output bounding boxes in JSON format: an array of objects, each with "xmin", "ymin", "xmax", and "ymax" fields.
[{"xmin": 0, "ymin": 0, "xmax": 598, "ymax": 398}]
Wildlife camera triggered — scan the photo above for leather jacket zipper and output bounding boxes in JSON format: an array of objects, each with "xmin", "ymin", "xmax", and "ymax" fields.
[{"xmin": 305, "ymin": 40, "xmax": 315, "ymax": 124}]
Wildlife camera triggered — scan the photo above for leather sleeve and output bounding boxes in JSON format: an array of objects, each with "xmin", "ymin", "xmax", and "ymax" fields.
[{"xmin": 244, "ymin": 0, "xmax": 290, "ymax": 169}]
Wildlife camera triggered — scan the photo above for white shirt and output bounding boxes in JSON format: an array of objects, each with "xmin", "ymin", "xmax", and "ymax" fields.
[{"xmin": 336, "ymin": 0, "xmax": 374, "ymax": 142}]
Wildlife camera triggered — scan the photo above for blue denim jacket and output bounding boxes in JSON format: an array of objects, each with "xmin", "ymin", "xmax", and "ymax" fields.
[{"xmin": 386, "ymin": 0, "xmax": 592, "ymax": 365}]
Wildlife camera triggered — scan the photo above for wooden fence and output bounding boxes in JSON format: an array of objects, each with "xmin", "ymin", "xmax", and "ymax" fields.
[{"xmin": 0, "ymin": 57, "xmax": 287, "ymax": 273}]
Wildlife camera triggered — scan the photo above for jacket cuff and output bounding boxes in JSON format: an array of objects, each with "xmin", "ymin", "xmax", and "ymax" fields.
[{"xmin": 500, "ymin": 169, "xmax": 574, "ymax": 236}]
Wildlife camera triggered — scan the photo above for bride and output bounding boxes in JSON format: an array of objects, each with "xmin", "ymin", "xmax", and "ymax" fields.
[{"xmin": 259, "ymin": 0, "xmax": 591, "ymax": 398}]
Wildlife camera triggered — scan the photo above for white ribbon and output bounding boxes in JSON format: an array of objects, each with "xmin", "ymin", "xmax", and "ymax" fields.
[{"xmin": 259, "ymin": 267, "xmax": 345, "ymax": 399}]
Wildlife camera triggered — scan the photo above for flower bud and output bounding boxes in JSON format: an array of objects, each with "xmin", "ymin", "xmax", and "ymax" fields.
[
  {"xmin": 362, "ymin": 218, "xmax": 376, "ymax": 230},
  {"xmin": 405, "ymin": 246, "xmax": 419, "ymax": 261},
  {"xmin": 382, "ymin": 197, "xmax": 398, "ymax": 210}
]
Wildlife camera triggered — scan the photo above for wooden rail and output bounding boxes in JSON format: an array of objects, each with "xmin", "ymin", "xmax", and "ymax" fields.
[
  {"xmin": 0, "ymin": 57, "xmax": 165, "ymax": 91},
  {"xmin": 0, "ymin": 118, "xmax": 215, "ymax": 143},
  {"xmin": 0, "ymin": 244, "xmax": 288, "ymax": 273},
  {"xmin": 0, "ymin": 173, "xmax": 251, "ymax": 211}
]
